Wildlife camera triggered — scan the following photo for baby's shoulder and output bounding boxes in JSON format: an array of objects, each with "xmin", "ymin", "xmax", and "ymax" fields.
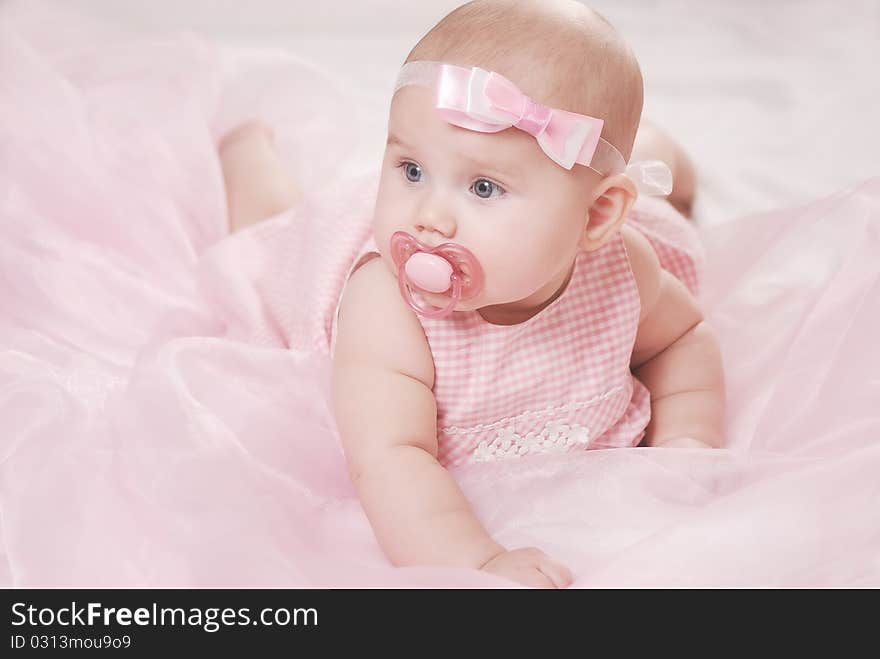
[
  {"xmin": 619, "ymin": 224, "xmax": 662, "ymax": 324},
  {"xmin": 334, "ymin": 255, "xmax": 435, "ymax": 389}
]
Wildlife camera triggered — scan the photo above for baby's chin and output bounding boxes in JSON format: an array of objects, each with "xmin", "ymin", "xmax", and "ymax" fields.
[{"xmin": 418, "ymin": 290, "xmax": 479, "ymax": 312}]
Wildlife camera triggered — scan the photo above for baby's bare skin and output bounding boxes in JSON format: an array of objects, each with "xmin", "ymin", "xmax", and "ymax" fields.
[
  {"xmin": 217, "ymin": 117, "xmax": 707, "ymax": 588},
  {"xmin": 217, "ymin": 2, "xmax": 722, "ymax": 590},
  {"xmin": 217, "ymin": 116, "xmax": 709, "ymax": 587},
  {"xmin": 219, "ymin": 119, "xmax": 696, "ymax": 235},
  {"xmin": 219, "ymin": 121, "xmax": 302, "ymax": 233},
  {"xmin": 631, "ymin": 119, "xmax": 697, "ymax": 218}
]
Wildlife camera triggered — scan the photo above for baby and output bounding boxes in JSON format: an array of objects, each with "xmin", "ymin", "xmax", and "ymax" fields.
[{"xmin": 219, "ymin": 0, "xmax": 725, "ymax": 588}]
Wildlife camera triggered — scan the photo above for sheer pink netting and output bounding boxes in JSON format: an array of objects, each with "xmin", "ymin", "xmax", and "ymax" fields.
[{"xmin": 1, "ymin": 2, "xmax": 878, "ymax": 587}]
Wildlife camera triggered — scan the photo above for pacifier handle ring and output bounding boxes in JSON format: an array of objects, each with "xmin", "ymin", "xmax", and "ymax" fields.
[{"xmin": 397, "ymin": 261, "xmax": 463, "ymax": 319}]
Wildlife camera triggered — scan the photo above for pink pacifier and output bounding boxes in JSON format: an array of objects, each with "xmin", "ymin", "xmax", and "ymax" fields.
[{"xmin": 390, "ymin": 231, "xmax": 484, "ymax": 319}]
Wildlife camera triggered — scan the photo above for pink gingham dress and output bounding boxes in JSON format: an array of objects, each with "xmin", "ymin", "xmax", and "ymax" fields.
[
  {"xmin": 405, "ymin": 238, "xmax": 650, "ymax": 468},
  {"xmin": 336, "ymin": 195, "xmax": 702, "ymax": 469},
  {"xmin": 238, "ymin": 174, "xmax": 702, "ymax": 469}
]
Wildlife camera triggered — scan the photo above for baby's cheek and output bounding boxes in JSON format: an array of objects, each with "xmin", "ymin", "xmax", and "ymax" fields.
[
  {"xmin": 485, "ymin": 250, "xmax": 542, "ymax": 297},
  {"xmin": 371, "ymin": 221, "xmax": 401, "ymax": 259},
  {"xmin": 372, "ymin": 194, "xmax": 406, "ymax": 233}
]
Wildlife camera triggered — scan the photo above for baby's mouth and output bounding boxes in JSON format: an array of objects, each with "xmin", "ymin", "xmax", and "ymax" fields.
[
  {"xmin": 389, "ymin": 231, "xmax": 484, "ymax": 319},
  {"xmin": 456, "ymin": 264, "xmax": 473, "ymax": 287}
]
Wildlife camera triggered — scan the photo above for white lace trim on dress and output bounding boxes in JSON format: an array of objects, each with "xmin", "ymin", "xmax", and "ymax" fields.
[{"xmin": 471, "ymin": 420, "xmax": 592, "ymax": 462}]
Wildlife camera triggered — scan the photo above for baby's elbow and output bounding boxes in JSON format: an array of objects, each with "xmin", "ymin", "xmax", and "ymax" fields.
[
  {"xmin": 348, "ymin": 443, "xmax": 438, "ymax": 489},
  {"xmin": 690, "ymin": 321, "xmax": 727, "ymax": 398},
  {"xmin": 689, "ymin": 320, "xmax": 722, "ymax": 358}
]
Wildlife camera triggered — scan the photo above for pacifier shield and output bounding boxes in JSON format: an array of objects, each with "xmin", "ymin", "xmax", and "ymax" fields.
[{"xmin": 389, "ymin": 231, "xmax": 485, "ymax": 319}]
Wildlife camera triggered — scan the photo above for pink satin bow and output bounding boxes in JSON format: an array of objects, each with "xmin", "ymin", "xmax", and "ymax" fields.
[{"xmin": 434, "ymin": 63, "xmax": 603, "ymax": 170}]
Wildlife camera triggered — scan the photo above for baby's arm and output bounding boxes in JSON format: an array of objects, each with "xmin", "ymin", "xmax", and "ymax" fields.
[
  {"xmin": 333, "ymin": 258, "xmax": 571, "ymax": 587},
  {"xmin": 333, "ymin": 259, "xmax": 494, "ymax": 567},
  {"xmin": 624, "ymin": 226, "xmax": 726, "ymax": 448}
]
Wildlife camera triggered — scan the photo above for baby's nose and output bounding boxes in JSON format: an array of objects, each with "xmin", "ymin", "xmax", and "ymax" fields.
[
  {"xmin": 415, "ymin": 218, "xmax": 456, "ymax": 238},
  {"xmin": 415, "ymin": 201, "xmax": 456, "ymax": 238}
]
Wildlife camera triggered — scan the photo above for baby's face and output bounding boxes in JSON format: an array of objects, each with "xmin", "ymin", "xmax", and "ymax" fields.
[{"xmin": 372, "ymin": 85, "xmax": 601, "ymax": 320}]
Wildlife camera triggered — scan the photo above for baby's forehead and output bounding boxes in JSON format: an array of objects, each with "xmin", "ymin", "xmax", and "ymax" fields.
[{"xmin": 386, "ymin": 86, "xmax": 547, "ymax": 165}]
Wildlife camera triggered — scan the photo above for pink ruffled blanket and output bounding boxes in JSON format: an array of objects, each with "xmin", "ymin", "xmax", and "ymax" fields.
[{"xmin": 2, "ymin": 3, "xmax": 878, "ymax": 587}]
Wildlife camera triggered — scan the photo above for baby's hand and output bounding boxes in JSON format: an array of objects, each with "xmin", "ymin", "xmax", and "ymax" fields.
[{"xmin": 480, "ymin": 547, "xmax": 573, "ymax": 589}]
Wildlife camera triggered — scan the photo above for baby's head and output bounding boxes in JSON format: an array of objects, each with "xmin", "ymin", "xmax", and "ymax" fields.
[{"xmin": 372, "ymin": 0, "xmax": 644, "ymax": 322}]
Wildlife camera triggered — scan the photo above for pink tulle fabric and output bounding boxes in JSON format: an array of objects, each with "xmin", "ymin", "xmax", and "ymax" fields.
[{"xmin": 2, "ymin": 2, "xmax": 879, "ymax": 587}]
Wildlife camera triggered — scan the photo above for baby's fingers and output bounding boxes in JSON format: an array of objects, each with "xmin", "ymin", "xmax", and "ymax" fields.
[
  {"xmin": 538, "ymin": 556, "xmax": 574, "ymax": 589},
  {"xmin": 519, "ymin": 568, "xmax": 557, "ymax": 589}
]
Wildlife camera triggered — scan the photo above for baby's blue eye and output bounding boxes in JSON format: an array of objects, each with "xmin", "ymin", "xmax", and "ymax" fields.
[
  {"xmin": 397, "ymin": 161, "xmax": 505, "ymax": 199},
  {"xmin": 403, "ymin": 162, "xmax": 422, "ymax": 182},
  {"xmin": 472, "ymin": 178, "xmax": 503, "ymax": 199}
]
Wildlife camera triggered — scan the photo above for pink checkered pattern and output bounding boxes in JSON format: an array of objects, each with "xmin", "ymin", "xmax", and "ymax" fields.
[
  {"xmin": 243, "ymin": 184, "xmax": 702, "ymax": 467},
  {"xmin": 246, "ymin": 186, "xmax": 702, "ymax": 468},
  {"xmin": 329, "ymin": 196, "xmax": 703, "ymax": 469},
  {"xmin": 419, "ymin": 229, "xmax": 645, "ymax": 467},
  {"xmin": 628, "ymin": 194, "xmax": 705, "ymax": 297},
  {"xmin": 236, "ymin": 171, "xmax": 379, "ymax": 352}
]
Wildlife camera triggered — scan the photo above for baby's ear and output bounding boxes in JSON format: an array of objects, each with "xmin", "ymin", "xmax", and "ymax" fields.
[{"xmin": 580, "ymin": 174, "xmax": 638, "ymax": 252}]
